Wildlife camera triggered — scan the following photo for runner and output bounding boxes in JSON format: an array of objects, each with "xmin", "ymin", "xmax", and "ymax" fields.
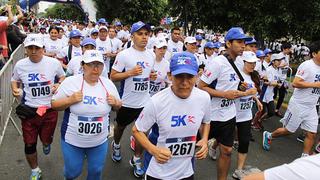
[
  {"xmin": 51, "ymin": 50, "xmax": 121, "ymax": 180},
  {"xmin": 11, "ymin": 34, "xmax": 65, "ymax": 180},
  {"xmin": 263, "ymin": 41, "xmax": 320, "ymax": 157},
  {"xmin": 132, "ymin": 51, "xmax": 211, "ymax": 180},
  {"xmin": 198, "ymin": 27, "xmax": 252, "ymax": 180},
  {"xmin": 199, "ymin": 42, "xmax": 216, "ymax": 67},
  {"xmin": 43, "ymin": 26, "xmax": 64, "ymax": 58},
  {"xmin": 110, "ymin": 21, "xmax": 157, "ymax": 178},
  {"xmin": 167, "ymin": 27, "xmax": 183, "ymax": 54}
]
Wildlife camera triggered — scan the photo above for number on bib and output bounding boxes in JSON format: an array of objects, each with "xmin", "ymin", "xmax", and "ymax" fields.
[
  {"xmin": 132, "ymin": 77, "xmax": 149, "ymax": 93},
  {"xmin": 77, "ymin": 116, "xmax": 103, "ymax": 136},
  {"xmin": 166, "ymin": 136, "xmax": 196, "ymax": 158}
]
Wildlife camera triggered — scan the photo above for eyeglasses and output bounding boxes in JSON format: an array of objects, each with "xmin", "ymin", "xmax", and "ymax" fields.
[{"xmin": 85, "ymin": 62, "xmax": 104, "ymax": 68}]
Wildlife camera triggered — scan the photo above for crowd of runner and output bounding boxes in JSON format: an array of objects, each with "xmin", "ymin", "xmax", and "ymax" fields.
[{"xmin": 4, "ymin": 4, "xmax": 320, "ymax": 180}]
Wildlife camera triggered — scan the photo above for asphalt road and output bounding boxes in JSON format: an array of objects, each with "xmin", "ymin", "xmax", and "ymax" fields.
[{"xmin": 1, "ymin": 107, "xmax": 314, "ymax": 180}]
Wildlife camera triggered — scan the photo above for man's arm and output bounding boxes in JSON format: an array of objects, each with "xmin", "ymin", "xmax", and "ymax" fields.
[{"xmin": 292, "ymin": 76, "xmax": 320, "ymax": 89}]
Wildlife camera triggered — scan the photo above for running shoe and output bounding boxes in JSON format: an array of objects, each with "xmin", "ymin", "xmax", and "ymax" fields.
[
  {"xmin": 43, "ymin": 144, "xmax": 50, "ymax": 155},
  {"xmin": 30, "ymin": 169, "xmax": 42, "ymax": 180},
  {"xmin": 232, "ymin": 169, "xmax": 247, "ymax": 179},
  {"xmin": 296, "ymin": 133, "xmax": 305, "ymax": 143},
  {"xmin": 233, "ymin": 141, "xmax": 239, "ymax": 150},
  {"xmin": 129, "ymin": 157, "xmax": 144, "ymax": 178},
  {"xmin": 262, "ymin": 131, "xmax": 272, "ymax": 151},
  {"xmin": 111, "ymin": 140, "xmax": 121, "ymax": 162},
  {"xmin": 315, "ymin": 142, "xmax": 320, "ymax": 154},
  {"xmin": 130, "ymin": 136, "xmax": 135, "ymax": 152},
  {"xmin": 275, "ymin": 111, "xmax": 284, "ymax": 118}
]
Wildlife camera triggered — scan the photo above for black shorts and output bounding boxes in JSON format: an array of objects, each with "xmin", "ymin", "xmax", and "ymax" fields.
[
  {"xmin": 115, "ymin": 106, "xmax": 144, "ymax": 127},
  {"xmin": 210, "ymin": 117, "xmax": 236, "ymax": 147}
]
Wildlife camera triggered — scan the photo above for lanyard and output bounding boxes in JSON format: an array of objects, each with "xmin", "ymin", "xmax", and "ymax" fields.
[{"xmin": 80, "ymin": 76, "xmax": 109, "ymax": 97}]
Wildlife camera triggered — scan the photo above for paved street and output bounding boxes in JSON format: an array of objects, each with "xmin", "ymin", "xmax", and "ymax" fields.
[{"xmin": 0, "ymin": 109, "xmax": 312, "ymax": 180}]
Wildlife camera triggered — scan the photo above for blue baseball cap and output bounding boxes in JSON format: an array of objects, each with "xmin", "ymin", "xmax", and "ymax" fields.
[
  {"xmin": 204, "ymin": 42, "xmax": 215, "ymax": 48},
  {"xmin": 213, "ymin": 42, "xmax": 222, "ymax": 48},
  {"xmin": 69, "ymin": 30, "xmax": 82, "ymax": 38},
  {"xmin": 195, "ymin": 35, "xmax": 203, "ymax": 40},
  {"xmin": 170, "ymin": 52, "xmax": 198, "ymax": 76},
  {"xmin": 225, "ymin": 27, "xmax": 252, "ymax": 41},
  {"xmin": 256, "ymin": 50, "xmax": 265, "ymax": 58},
  {"xmin": 115, "ymin": 22, "xmax": 122, "ymax": 26},
  {"xmin": 81, "ymin": 38, "xmax": 96, "ymax": 47},
  {"xmin": 90, "ymin": 29, "xmax": 99, "ymax": 35},
  {"xmin": 264, "ymin": 48, "xmax": 272, "ymax": 55},
  {"xmin": 130, "ymin": 21, "xmax": 151, "ymax": 34},
  {"xmin": 98, "ymin": 18, "xmax": 107, "ymax": 25},
  {"xmin": 245, "ymin": 37, "xmax": 257, "ymax": 45}
]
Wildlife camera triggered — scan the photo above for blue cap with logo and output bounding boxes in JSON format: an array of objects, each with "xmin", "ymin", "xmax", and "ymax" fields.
[
  {"xmin": 256, "ymin": 50, "xmax": 265, "ymax": 58},
  {"xmin": 130, "ymin": 21, "xmax": 151, "ymax": 34},
  {"xmin": 245, "ymin": 37, "xmax": 257, "ymax": 45},
  {"xmin": 225, "ymin": 27, "xmax": 252, "ymax": 41},
  {"xmin": 213, "ymin": 42, "xmax": 222, "ymax": 48},
  {"xmin": 170, "ymin": 52, "xmax": 198, "ymax": 76},
  {"xmin": 264, "ymin": 48, "xmax": 272, "ymax": 55},
  {"xmin": 69, "ymin": 30, "xmax": 82, "ymax": 38},
  {"xmin": 90, "ymin": 29, "xmax": 99, "ymax": 35},
  {"xmin": 81, "ymin": 38, "xmax": 96, "ymax": 47},
  {"xmin": 115, "ymin": 22, "xmax": 122, "ymax": 26},
  {"xmin": 195, "ymin": 35, "xmax": 203, "ymax": 40},
  {"xmin": 204, "ymin": 41, "xmax": 214, "ymax": 48}
]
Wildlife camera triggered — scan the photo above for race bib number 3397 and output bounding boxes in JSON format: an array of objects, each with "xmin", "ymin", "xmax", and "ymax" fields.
[{"xmin": 165, "ymin": 136, "xmax": 196, "ymax": 158}]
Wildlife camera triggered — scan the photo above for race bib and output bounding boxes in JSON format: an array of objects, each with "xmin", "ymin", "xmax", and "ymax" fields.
[
  {"xmin": 239, "ymin": 98, "xmax": 253, "ymax": 111},
  {"xmin": 149, "ymin": 81, "xmax": 161, "ymax": 94},
  {"xmin": 77, "ymin": 116, "xmax": 103, "ymax": 136},
  {"xmin": 281, "ymin": 67, "xmax": 288, "ymax": 75},
  {"xmin": 220, "ymin": 99, "xmax": 234, "ymax": 108},
  {"xmin": 132, "ymin": 77, "xmax": 149, "ymax": 93},
  {"xmin": 165, "ymin": 136, "xmax": 196, "ymax": 158},
  {"xmin": 28, "ymin": 81, "xmax": 52, "ymax": 98}
]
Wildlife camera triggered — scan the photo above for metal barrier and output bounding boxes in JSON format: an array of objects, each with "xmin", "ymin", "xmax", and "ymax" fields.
[{"xmin": 0, "ymin": 45, "xmax": 25, "ymax": 146}]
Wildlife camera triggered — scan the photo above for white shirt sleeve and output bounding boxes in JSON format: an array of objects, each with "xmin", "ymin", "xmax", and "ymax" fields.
[
  {"xmin": 135, "ymin": 100, "xmax": 157, "ymax": 132},
  {"xmin": 112, "ymin": 52, "xmax": 126, "ymax": 72},
  {"xmin": 295, "ymin": 62, "xmax": 309, "ymax": 80},
  {"xmin": 11, "ymin": 62, "xmax": 21, "ymax": 81},
  {"xmin": 56, "ymin": 47, "xmax": 67, "ymax": 59},
  {"xmin": 200, "ymin": 61, "xmax": 221, "ymax": 85},
  {"xmin": 202, "ymin": 93, "xmax": 211, "ymax": 124}
]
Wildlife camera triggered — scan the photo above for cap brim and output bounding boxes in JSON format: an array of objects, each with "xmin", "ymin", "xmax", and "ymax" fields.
[
  {"xmin": 171, "ymin": 68, "xmax": 197, "ymax": 76},
  {"xmin": 24, "ymin": 43, "xmax": 43, "ymax": 48},
  {"xmin": 83, "ymin": 59, "xmax": 104, "ymax": 64},
  {"xmin": 81, "ymin": 43, "xmax": 96, "ymax": 47},
  {"xmin": 131, "ymin": 24, "xmax": 151, "ymax": 34}
]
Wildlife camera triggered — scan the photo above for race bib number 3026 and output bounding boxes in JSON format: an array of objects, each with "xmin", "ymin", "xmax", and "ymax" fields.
[
  {"xmin": 77, "ymin": 116, "xmax": 103, "ymax": 136},
  {"xmin": 165, "ymin": 136, "xmax": 196, "ymax": 158}
]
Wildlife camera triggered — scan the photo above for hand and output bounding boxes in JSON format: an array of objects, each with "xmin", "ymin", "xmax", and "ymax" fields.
[
  {"xmin": 70, "ymin": 91, "xmax": 83, "ymax": 104},
  {"xmin": 12, "ymin": 88, "xmax": 21, "ymax": 97},
  {"xmin": 52, "ymin": 83, "xmax": 59, "ymax": 94},
  {"xmin": 152, "ymin": 147, "xmax": 172, "ymax": 164},
  {"xmin": 128, "ymin": 65, "xmax": 143, "ymax": 77},
  {"xmin": 224, "ymin": 90, "xmax": 241, "ymax": 100},
  {"xmin": 150, "ymin": 71, "xmax": 157, "ymax": 81},
  {"xmin": 106, "ymin": 94, "xmax": 121, "ymax": 109},
  {"xmin": 195, "ymin": 139, "xmax": 208, "ymax": 159}
]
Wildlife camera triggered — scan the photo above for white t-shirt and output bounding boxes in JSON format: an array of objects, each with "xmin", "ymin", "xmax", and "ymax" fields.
[
  {"xmin": 56, "ymin": 45, "xmax": 82, "ymax": 63},
  {"xmin": 290, "ymin": 59, "xmax": 320, "ymax": 107},
  {"xmin": 66, "ymin": 56, "xmax": 108, "ymax": 78},
  {"xmin": 263, "ymin": 66, "xmax": 281, "ymax": 103},
  {"xmin": 11, "ymin": 56, "xmax": 65, "ymax": 108},
  {"xmin": 235, "ymin": 71, "xmax": 255, "ymax": 122},
  {"xmin": 198, "ymin": 53, "xmax": 214, "ymax": 67},
  {"xmin": 200, "ymin": 55, "xmax": 240, "ymax": 122},
  {"xmin": 167, "ymin": 39, "xmax": 183, "ymax": 54},
  {"xmin": 278, "ymin": 52, "xmax": 290, "ymax": 81},
  {"xmin": 43, "ymin": 37, "xmax": 64, "ymax": 55},
  {"xmin": 149, "ymin": 59, "xmax": 170, "ymax": 96},
  {"xmin": 264, "ymin": 154, "xmax": 320, "ymax": 180},
  {"xmin": 52, "ymin": 74, "xmax": 119, "ymax": 148},
  {"xmin": 255, "ymin": 59, "xmax": 268, "ymax": 78},
  {"xmin": 135, "ymin": 87, "xmax": 211, "ymax": 180},
  {"xmin": 112, "ymin": 47, "xmax": 155, "ymax": 108},
  {"xmin": 117, "ymin": 30, "xmax": 130, "ymax": 40},
  {"xmin": 96, "ymin": 38, "xmax": 111, "ymax": 73}
]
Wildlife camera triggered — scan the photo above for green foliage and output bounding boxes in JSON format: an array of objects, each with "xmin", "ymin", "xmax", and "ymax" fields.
[
  {"xmin": 44, "ymin": 4, "xmax": 85, "ymax": 21},
  {"xmin": 93, "ymin": 0, "xmax": 167, "ymax": 25}
]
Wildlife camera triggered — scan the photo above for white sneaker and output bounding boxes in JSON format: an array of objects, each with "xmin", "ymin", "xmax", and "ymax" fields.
[
  {"xmin": 232, "ymin": 169, "xmax": 247, "ymax": 180},
  {"xmin": 208, "ymin": 138, "xmax": 217, "ymax": 160}
]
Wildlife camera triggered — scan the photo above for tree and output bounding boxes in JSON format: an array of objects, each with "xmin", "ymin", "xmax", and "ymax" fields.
[
  {"xmin": 93, "ymin": 0, "xmax": 167, "ymax": 25},
  {"xmin": 44, "ymin": 3, "xmax": 85, "ymax": 21}
]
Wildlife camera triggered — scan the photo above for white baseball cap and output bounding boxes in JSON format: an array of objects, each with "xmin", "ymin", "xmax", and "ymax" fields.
[
  {"xmin": 98, "ymin": 26, "xmax": 108, "ymax": 31},
  {"xmin": 154, "ymin": 38, "xmax": 168, "ymax": 48},
  {"xmin": 240, "ymin": 51, "xmax": 259, "ymax": 63},
  {"xmin": 184, "ymin": 36, "xmax": 197, "ymax": 44},
  {"xmin": 271, "ymin": 53, "xmax": 285, "ymax": 61},
  {"xmin": 24, "ymin": 34, "xmax": 44, "ymax": 48},
  {"xmin": 82, "ymin": 50, "xmax": 104, "ymax": 64},
  {"xmin": 196, "ymin": 29, "xmax": 204, "ymax": 34}
]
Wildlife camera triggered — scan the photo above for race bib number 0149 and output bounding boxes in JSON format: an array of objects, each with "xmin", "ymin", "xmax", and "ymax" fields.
[{"xmin": 165, "ymin": 136, "xmax": 196, "ymax": 158}]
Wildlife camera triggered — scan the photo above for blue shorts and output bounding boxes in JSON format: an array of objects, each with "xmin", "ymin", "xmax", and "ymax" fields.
[{"xmin": 61, "ymin": 139, "xmax": 108, "ymax": 180}]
